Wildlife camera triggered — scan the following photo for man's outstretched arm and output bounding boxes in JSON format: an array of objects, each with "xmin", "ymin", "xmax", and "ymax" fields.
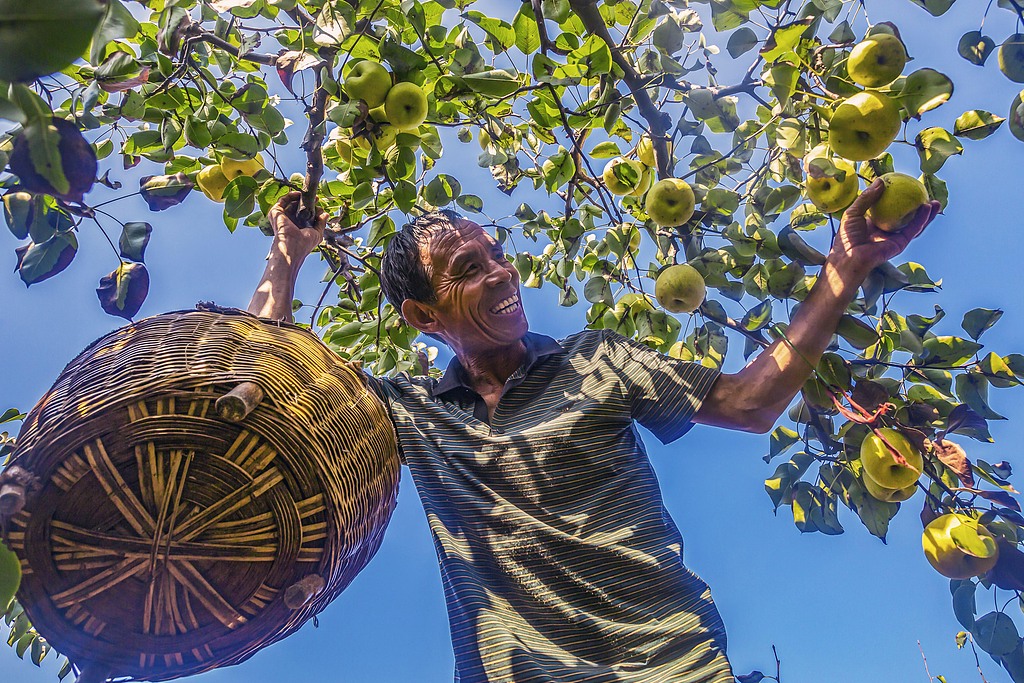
[
  {"xmin": 247, "ymin": 191, "xmax": 327, "ymax": 322},
  {"xmin": 693, "ymin": 180, "xmax": 941, "ymax": 434}
]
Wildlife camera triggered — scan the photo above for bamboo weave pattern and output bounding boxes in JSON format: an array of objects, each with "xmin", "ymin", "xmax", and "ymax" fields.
[{"xmin": 2, "ymin": 309, "xmax": 400, "ymax": 681}]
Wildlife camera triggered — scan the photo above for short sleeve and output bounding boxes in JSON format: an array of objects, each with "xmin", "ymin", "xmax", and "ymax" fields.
[{"xmin": 600, "ymin": 330, "xmax": 721, "ymax": 444}]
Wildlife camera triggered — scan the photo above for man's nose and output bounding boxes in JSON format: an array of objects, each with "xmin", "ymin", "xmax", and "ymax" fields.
[{"xmin": 485, "ymin": 262, "xmax": 513, "ymax": 285}]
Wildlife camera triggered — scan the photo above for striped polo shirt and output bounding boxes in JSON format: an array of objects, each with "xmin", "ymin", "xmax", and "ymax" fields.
[{"xmin": 369, "ymin": 329, "xmax": 730, "ymax": 682}]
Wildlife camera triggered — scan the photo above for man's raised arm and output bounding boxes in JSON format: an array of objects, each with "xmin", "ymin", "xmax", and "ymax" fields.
[
  {"xmin": 247, "ymin": 191, "xmax": 327, "ymax": 322},
  {"xmin": 693, "ymin": 179, "xmax": 941, "ymax": 434}
]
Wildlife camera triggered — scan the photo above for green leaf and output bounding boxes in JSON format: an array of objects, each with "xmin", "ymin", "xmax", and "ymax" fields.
[
  {"xmin": 456, "ymin": 194, "xmax": 483, "ymax": 213},
  {"xmin": 980, "ymin": 352, "xmax": 1019, "ymax": 388},
  {"xmin": 542, "ymin": 146, "xmax": 575, "ymax": 193},
  {"xmin": 90, "ymin": 0, "xmax": 141, "ymax": 65},
  {"xmin": 973, "ymin": 612, "xmax": 1019, "ymax": 656},
  {"xmin": 727, "ymin": 27, "xmax": 759, "ymax": 58},
  {"xmin": 955, "ymin": 372, "xmax": 1006, "ymax": 420},
  {"xmin": 461, "ymin": 69, "xmax": 524, "ymax": 97},
  {"xmin": 313, "ymin": 2, "xmax": 354, "ymax": 47},
  {"xmin": 764, "ymin": 451, "xmax": 814, "ymax": 510},
  {"xmin": 957, "ymin": 31, "xmax": 996, "ymax": 66},
  {"xmin": 962, "ymin": 308, "xmax": 1003, "ymax": 340},
  {"xmin": 915, "ymin": 127, "xmax": 962, "ymax": 174},
  {"xmin": 899, "ymin": 68, "xmax": 954, "ymax": 117},
  {"xmin": 590, "ymin": 141, "xmax": 621, "ymax": 159},
  {"xmin": 0, "ymin": 0, "xmax": 105, "ymax": 82},
  {"xmin": 952, "ymin": 581, "xmax": 977, "ymax": 630},
  {"xmin": 905, "ymin": 0, "xmax": 955, "ymax": 15},
  {"xmin": 118, "ymin": 222, "xmax": 152, "ymax": 262},
  {"xmin": 0, "ymin": 540, "xmax": 21, "ymax": 614},
  {"xmin": 741, "ymin": 300, "xmax": 772, "ymax": 330},
  {"xmin": 18, "ymin": 119, "xmax": 70, "ymax": 196},
  {"xmin": 223, "ymin": 175, "xmax": 258, "ymax": 219},
  {"xmin": 953, "ymin": 110, "xmax": 1005, "ymax": 140},
  {"xmin": 3, "ymin": 191, "xmax": 34, "ymax": 239},
  {"xmin": 569, "ymin": 35, "xmax": 612, "ymax": 76},
  {"xmin": 463, "ymin": 11, "xmax": 516, "ymax": 52},
  {"xmin": 425, "ymin": 174, "xmax": 462, "ymax": 206},
  {"xmin": 512, "ymin": 5, "xmax": 541, "ymax": 55},
  {"xmin": 767, "ymin": 425, "xmax": 800, "ymax": 461},
  {"xmin": 917, "ymin": 336, "xmax": 983, "ymax": 367},
  {"xmin": 759, "ymin": 19, "xmax": 813, "ymax": 63},
  {"xmin": 583, "ymin": 276, "xmax": 614, "ymax": 306},
  {"xmin": 836, "ymin": 315, "xmax": 879, "ymax": 350}
]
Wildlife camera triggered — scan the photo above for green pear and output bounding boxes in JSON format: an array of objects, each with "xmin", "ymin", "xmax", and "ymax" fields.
[
  {"xmin": 866, "ymin": 172, "xmax": 928, "ymax": 232},
  {"xmin": 384, "ymin": 82, "xmax": 429, "ymax": 130},
  {"xmin": 343, "ymin": 60, "xmax": 392, "ymax": 108},
  {"xmin": 645, "ymin": 178, "xmax": 696, "ymax": 227},
  {"xmin": 654, "ymin": 264, "xmax": 706, "ymax": 314},
  {"xmin": 847, "ymin": 34, "xmax": 908, "ymax": 88},
  {"xmin": 602, "ymin": 157, "xmax": 646, "ymax": 196},
  {"xmin": 828, "ymin": 91, "xmax": 902, "ymax": 161}
]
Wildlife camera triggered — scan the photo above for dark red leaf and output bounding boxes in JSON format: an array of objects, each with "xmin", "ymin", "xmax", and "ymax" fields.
[
  {"xmin": 987, "ymin": 540, "xmax": 1024, "ymax": 591},
  {"xmin": 978, "ymin": 489, "xmax": 1022, "ymax": 512},
  {"xmin": 96, "ymin": 262, "xmax": 149, "ymax": 319},
  {"xmin": 932, "ymin": 439, "xmax": 975, "ymax": 487},
  {"xmin": 9, "ymin": 118, "xmax": 97, "ymax": 202},
  {"xmin": 140, "ymin": 172, "xmax": 193, "ymax": 211},
  {"xmin": 15, "ymin": 232, "xmax": 78, "ymax": 286}
]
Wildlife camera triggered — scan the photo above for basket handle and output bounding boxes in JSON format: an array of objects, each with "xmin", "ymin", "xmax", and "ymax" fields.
[
  {"xmin": 0, "ymin": 466, "xmax": 40, "ymax": 521},
  {"xmin": 75, "ymin": 662, "xmax": 114, "ymax": 683}
]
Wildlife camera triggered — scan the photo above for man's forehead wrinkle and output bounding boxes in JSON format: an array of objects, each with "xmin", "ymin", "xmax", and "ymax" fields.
[{"xmin": 421, "ymin": 222, "xmax": 491, "ymax": 272}]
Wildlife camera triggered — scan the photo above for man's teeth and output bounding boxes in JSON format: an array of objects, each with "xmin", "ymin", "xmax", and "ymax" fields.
[{"xmin": 490, "ymin": 295, "xmax": 521, "ymax": 314}]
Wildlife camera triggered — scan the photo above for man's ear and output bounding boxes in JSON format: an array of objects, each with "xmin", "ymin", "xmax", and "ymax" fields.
[{"xmin": 401, "ymin": 299, "xmax": 443, "ymax": 336}]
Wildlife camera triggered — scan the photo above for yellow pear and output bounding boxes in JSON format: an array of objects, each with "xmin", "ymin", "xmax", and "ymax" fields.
[
  {"xmin": 859, "ymin": 427, "xmax": 923, "ymax": 489},
  {"xmin": 828, "ymin": 91, "xmax": 902, "ymax": 161},
  {"xmin": 922, "ymin": 513, "xmax": 999, "ymax": 579},
  {"xmin": 637, "ymin": 134, "xmax": 672, "ymax": 167},
  {"xmin": 861, "ymin": 473, "xmax": 917, "ymax": 503},
  {"xmin": 196, "ymin": 164, "xmax": 230, "ymax": 202},
  {"xmin": 602, "ymin": 157, "xmax": 646, "ymax": 196},
  {"xmin": 654, "ymin": 263, "xmax": 706, "ymax": 314},
  {"xmin": 645, "ymin": 178, "xmax": 696, "ymax": 227},
  {"xmin": 221, "ymin": 153, "xmax": 264, "ymax": 179},
  {"xmin": 847, "ymin": 34, "xmax": 908, "ymax": 88},
  {"xmin": 803, "ymin": 147, "xmax": 860, "ymax": 213},
  {"xmin": 866, "ymin": 172, "xmax": 929, "ymax": 232}
]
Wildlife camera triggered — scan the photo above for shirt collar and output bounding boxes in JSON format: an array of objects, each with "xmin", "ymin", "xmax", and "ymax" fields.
[{"xmin": 434, "ymin": 332, "xmax": 564, "ymax": 397}]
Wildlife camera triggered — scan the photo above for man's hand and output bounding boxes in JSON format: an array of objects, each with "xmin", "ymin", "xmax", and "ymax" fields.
[
  {"xmin": 248, "ymin": 192, "xmax": 329, "ymax": 321},
  {"xmin": 829, "ymin": 178, "xmax": 941, "ymax": 278},
  {"xmin": 268, "ymin": 191, "xmax": 328, "ymax": 266},
  {"xmin": 694, "ymin": 180, "xmax": 941, "ymax": 433}
]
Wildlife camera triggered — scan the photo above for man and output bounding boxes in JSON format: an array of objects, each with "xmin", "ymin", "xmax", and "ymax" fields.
[{"xmin": 249, "ymin": 185, "xmax": 938, "ymax": 682}]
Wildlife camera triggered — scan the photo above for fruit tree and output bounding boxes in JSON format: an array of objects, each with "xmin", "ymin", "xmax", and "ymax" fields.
[{"xmin": 3, "ymin": 0, "xmax": 1024, "ymax": 680}]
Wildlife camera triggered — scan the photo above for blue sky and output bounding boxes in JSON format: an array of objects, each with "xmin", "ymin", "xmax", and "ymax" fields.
[{"xmin": 4, "ymin": 1, "xmax": 1024, "ymax": 681}]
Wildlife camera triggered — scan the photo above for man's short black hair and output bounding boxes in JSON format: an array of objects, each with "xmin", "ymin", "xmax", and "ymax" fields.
[{"xmin": 380, "ymin": 209, "xmax": 464, "ymax": 311}]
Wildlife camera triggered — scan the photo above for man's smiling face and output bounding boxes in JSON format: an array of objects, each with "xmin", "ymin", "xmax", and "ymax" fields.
[{"xmin": 417, "ymin": 219, "xmax": 528, "ymax": 352}]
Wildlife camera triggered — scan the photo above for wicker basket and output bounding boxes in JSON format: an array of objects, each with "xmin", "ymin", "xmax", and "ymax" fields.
[{"xmin": 0, "ymin": 308, "xmax": 400, "ymax": 682}]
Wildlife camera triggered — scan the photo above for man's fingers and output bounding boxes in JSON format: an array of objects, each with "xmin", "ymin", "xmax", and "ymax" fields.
[
  {"xmin": 900, "ymin": 199, "xmax": 941, "ymax": 241},
  {"xmin": 844, "ymin": 178, "xmax": 885, "ymax": 218}
]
